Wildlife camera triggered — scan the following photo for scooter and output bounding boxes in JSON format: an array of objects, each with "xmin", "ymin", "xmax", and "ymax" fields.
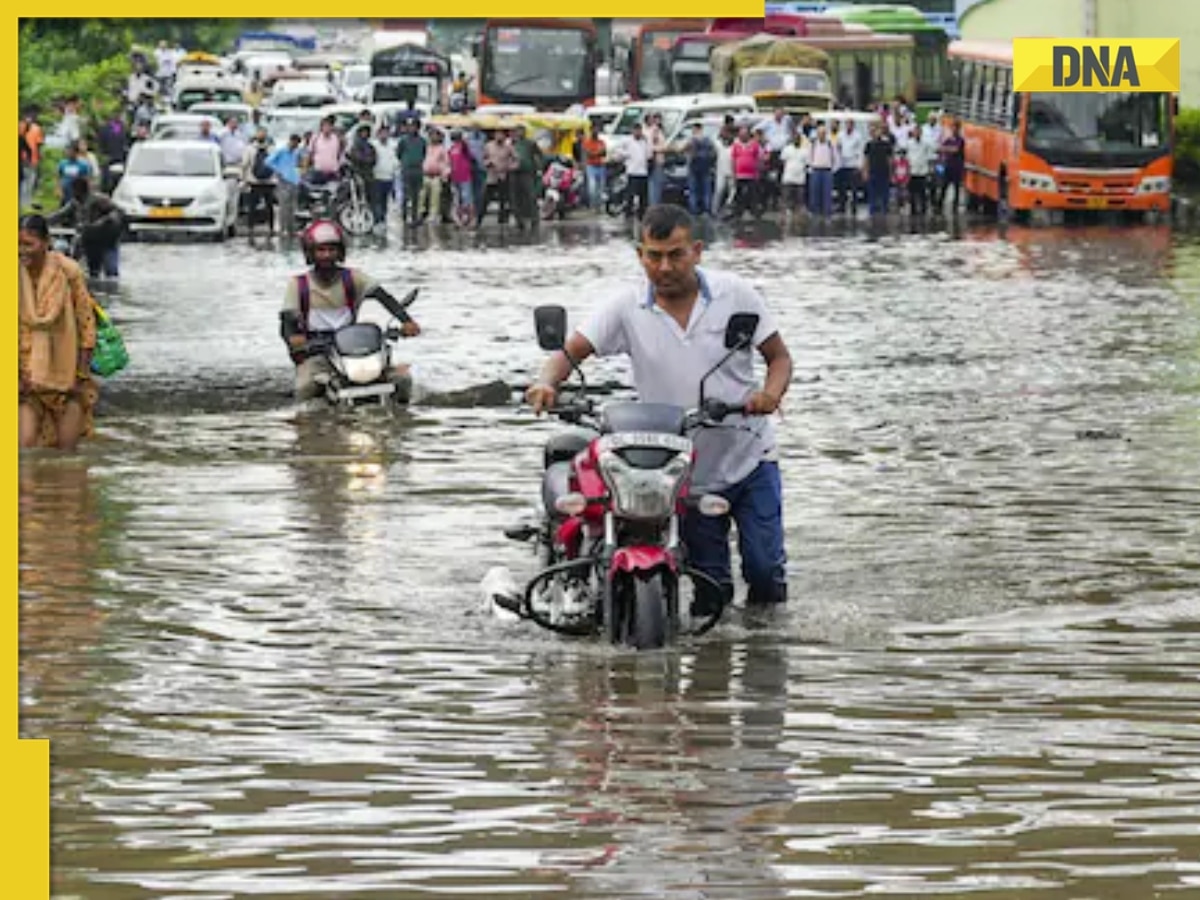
[
  {"xmin": 495, "ymin": 304, "xmax": 762, "ymax": 650},
  {"xmin": 540, "ymin": 156, "xmax": 585, "ymax": 220},
  {"xmin": 298, "ymin": 288, "xmax": 419, "ymax": 408}
]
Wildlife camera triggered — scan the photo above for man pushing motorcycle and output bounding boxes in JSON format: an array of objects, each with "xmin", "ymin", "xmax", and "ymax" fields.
[
  {"xmin": 280, "ymin": 220, "xmax": 422, "ymax": 401},
  {"xmin": 525, "ymin": 203, "xmax": 794, "ymax": 615}
]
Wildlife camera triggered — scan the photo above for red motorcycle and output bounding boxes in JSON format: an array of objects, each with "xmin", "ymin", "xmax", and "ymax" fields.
[
  {"xmin": 499, "ymin": 304, "xmax": 762, "ymax": 649},
  {"xmin": 540, "ymin": 156, "xmax": 585, "ymax": 220}
]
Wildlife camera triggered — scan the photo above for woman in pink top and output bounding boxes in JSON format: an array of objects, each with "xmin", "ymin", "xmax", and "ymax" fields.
[
  {"xmin": 729, "ymin": 126, "xmax": 763, "ymax": 219},
  {"xmin": 419, "ymin": 128, "xmax": 452, "ymax": 223},
  {"xmin": 447, "ymin": 131, "xmax": 476, "ymax": 226}
]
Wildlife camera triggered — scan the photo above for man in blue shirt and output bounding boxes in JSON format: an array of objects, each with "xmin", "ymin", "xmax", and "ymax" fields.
[
  {"xmin": 56, "ymin": 143, "xmax": 92, "ymax": 208},
  {"xmin": 266, "ymin": 133, "xmax": 303, "ymax": 235}
]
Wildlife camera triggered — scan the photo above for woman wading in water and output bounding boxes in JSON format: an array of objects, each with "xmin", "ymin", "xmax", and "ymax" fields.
[{"xmin": 19, "ymin": 213, "xmax": 99, "ymax": 450}]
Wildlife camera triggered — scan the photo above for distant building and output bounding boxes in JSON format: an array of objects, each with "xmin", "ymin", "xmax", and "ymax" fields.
[{"xmin": 957, "ymin": 0, "xmax": 1197, "ymax": 106}]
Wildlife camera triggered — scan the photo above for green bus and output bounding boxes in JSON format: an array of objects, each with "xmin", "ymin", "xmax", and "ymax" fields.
[{"xmin": 821, "ymin": 4, "xmax": 948, "ymax": 112}]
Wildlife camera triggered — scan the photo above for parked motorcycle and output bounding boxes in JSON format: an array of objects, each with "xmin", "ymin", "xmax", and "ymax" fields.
[
  {"xmin": 540, "ymin": 156, "xmax": 585, "ymax": 220},
  {"xmin": 297, "ymin": 167, "xmax": 376, "ymax": 236},
  {"xmin": 298, "ymin": 288, "xmax": 419, "ymax": 408},
  {"xmin": 496, "ymin": 304, "xmax": 762, "ymax": 650}
]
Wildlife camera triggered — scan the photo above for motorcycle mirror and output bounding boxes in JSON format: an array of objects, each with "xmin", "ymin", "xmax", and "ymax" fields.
[
  {"xmin": 724, "ymin": 313, "xmax": 759, "ymax": 350},
  {"xmin": 534, "ymin": 305, "xmax": 568, "ymax": 351}
]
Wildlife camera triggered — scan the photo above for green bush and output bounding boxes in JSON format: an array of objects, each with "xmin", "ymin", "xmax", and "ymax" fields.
[{"xmin": 1176, "ymin": 108, "xmax": 1200, "ymax": 189}]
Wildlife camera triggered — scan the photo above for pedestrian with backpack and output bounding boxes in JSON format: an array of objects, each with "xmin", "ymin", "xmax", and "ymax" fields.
[{"xmin": 242, "ymin": 127, "xmax": 276, "ymax": 236}]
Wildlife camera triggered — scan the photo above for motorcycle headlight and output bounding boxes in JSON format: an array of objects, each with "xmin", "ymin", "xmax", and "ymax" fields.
[
  {"xmin": 598, "ymin": 449, "xmax": 690, "ymax": 521},
  {"xmin": 342, "ymin": 355, "xmax": 385, "ymax": 384}
]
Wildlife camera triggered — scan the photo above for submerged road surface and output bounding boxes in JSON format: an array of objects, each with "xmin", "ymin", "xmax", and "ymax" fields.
[{"xmin": 20, "ymin": 217, "xmax": 1200, "ymax": 898}]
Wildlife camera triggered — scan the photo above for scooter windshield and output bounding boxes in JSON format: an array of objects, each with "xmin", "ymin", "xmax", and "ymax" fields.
[
  {"xmin": 334, "ymin": 323, "xmax": 384, "ymax": 357},
  {"xmin": 599, "ymin": 402, "xmax": 686, "ymax": 437}
]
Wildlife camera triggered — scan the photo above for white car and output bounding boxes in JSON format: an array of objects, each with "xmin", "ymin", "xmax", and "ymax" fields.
[
  {"xmin": 110, "ymin": 140, "xmax": 240, "ymax": 240},
  {"xmin": 266, "ymin": 79, "xmax": 339, "ymax": 109}
]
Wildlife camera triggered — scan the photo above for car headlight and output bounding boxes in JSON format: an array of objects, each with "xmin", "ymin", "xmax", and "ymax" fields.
[
  {"xmin": 1018, "ymin": 172, "xmax": 1057, "ymax": 193},
  {"xmin": 197, "ymin": 183, "xmax": 229, "ymax": 206},
  {"xmin": 1138, "ymin": 176, "xmax": 1171, "ymax": 194},
  {"xmin": 598, "ymin": 450, "xmax": 689, "ymax": 521},
  {"xmin": 112, "ymin": 180, "xmax": 138, "ymax": 207}
]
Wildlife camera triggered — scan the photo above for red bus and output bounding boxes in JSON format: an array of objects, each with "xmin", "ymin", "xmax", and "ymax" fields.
[
  {"xmin": 624, "ymin": 20, "xmax": 708, "ymax": 100},
  {"xmin": 477, "ymin": 19, "xmax": 598, "ymax": 111},
  {"xmin": 946, "ymin": 40, "xmax": 1173, "ymax": 220}
]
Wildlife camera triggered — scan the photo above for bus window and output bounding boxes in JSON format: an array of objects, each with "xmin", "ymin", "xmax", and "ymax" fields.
[
  {"xmin": 949, "ymin": 58, "xmax": 965, "ymax": 118},
  {"xmin": 998, "ymin": 67, "xmax": 1013, "ymax": 127}
]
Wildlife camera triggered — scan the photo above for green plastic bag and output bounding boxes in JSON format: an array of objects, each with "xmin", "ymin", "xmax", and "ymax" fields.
[{"xmin": 90, "ymin": 299, "xmax": 129, "ymax": 377}]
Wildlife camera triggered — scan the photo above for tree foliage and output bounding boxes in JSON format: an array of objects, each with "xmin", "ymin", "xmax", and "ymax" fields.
[
  {"xmin": 19, "ymin": 18, "xmax": 271, "ymax": 121},
  {"xmin": 1177, "ymin": 108, "xmax": 1200, "ymax": 188}
]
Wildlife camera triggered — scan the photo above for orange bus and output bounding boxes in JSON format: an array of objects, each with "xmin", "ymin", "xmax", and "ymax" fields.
[
  {"xmin": 946, "ymin": 40, "xmax": 1174, "ymax": 219},
  {"xmin": 477, "ymin": 19, "xmax": 598, "ymax": 111}
]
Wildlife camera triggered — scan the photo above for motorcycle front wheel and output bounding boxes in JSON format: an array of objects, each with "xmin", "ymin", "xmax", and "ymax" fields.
[
  {"xmin": 338, "ymin": 194, "xmax": 376, "ymax": 236},
  {"xmin": 604, "ymin": 569, "xmax": 677, "ymax": 649}
]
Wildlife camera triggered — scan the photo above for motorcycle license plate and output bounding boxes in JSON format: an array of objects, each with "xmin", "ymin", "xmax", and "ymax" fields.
[{"xmin": 149, "ymin": 206, "xmax": 183, "ymax": 218}]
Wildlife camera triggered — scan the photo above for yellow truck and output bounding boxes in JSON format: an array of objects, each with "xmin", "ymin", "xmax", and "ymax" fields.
[{"xmin": 710, "ymin": 35, "xmax": 834, "ymax": 116}]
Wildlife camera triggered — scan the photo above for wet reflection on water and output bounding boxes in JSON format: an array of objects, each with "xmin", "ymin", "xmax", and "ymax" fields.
[{"xmin": 20, "ymin": 217, "xmax": 1200, "ymax": 898}]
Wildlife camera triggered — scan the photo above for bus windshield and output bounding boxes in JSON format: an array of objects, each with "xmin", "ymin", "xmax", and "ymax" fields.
[
  {"xmin": 638, "ymin": 30, "xmax": 693, "ymax": 99},
  {"xmin": 1025, "ymin": 92, "xmax": 1170, "ymax": 164},
  {"xmin": 484, "ymin": 26, "xmax": 591, "ymax": 102}
]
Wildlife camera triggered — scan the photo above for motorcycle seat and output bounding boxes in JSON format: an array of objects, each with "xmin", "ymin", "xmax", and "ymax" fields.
[{"xmin": 543, "ymin": 430, "xmax": 592, "ymax": 469}]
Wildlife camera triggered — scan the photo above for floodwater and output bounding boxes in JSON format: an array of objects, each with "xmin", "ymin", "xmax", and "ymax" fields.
[{"xmin": 19, "ymin": 215, "xmax": 1200, "ymax": 899}]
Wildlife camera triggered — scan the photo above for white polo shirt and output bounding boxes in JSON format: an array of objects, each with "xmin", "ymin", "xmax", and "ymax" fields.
[{"xmin": 579, "ymin": 267, "xmax": 781, "ymax": 494}]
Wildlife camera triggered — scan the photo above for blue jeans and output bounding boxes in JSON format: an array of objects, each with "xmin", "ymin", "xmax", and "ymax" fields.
[
  {"xmin": 868, "ymin": 171, "xmax": 891, "ymax": 215},
  {"xmin": 682, "ymin": 461, "xmax": 787, "ymax": 605},
  {"xmin": 808, "ymin": 168, "xmax": 833, "ymax": 215},
  {"xmin": 586, "ymin": 164, "xmax": 606, "ymax": 208},
  {"xmin": 648, "ymin": 166, "xmax": 664, "ymax": 206},
  {"xmin": 688, "ymin": 169, "xmax": 712, "ymax": 216}
]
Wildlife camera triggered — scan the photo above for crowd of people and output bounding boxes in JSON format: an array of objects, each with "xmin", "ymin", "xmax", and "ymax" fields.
[{"xmin": 614, "ymin": 102, "xmax": 967, "ymax": 221}]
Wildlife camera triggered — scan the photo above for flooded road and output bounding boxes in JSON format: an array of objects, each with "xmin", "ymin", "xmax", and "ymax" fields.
[{"xmin": 20, "ymin": 217, "xmax": 1200, "ymax": 898}]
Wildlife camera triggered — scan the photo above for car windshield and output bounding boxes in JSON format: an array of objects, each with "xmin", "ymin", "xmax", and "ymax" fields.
[
  {"xmin": 128, "ymin": 146, "xmax": 218, "ymax": 177},
  {"xmin": 742, "ymin": 71, "xmax": 830, "ymax": 95},
  {"xmin": 178, "ymin": 89, "xmax": 243, "ymax": 108},
  {"xmin": 372, "ymin": 81, "xmax": 435, "ymax": 103},
  {"xmin": 1025, "ymin": 92, "xmax": 1167, "ymax": 152},
  {"xmin": 612, "ymin": 106, "xmax": 683, "ymax": 136},
  {"xmin": 273, "ymin": 93, "xmax": 332, "ymax": 109},
  {"xmin": 266, "ymin": 115, "xmax": 322, "ymax": 140}
]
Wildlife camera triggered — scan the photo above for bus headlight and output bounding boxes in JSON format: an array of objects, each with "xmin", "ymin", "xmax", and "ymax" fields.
[
  {"xmin": 1138, "ymin": 176, "xmax": 1171, "ymax": 194},
  {"xmin": 1019, "ymin": 172, "xmax": 1057, "ymax": 193}
]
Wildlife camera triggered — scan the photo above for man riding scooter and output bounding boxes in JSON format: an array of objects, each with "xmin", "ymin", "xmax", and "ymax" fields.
[
  {"xmin": 279, "ymin": 220, "xmax": 422, "ymax": 401},
  {"xmin": 47, "ymin": 176, "xmax": 123, "ymax": 278}
]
